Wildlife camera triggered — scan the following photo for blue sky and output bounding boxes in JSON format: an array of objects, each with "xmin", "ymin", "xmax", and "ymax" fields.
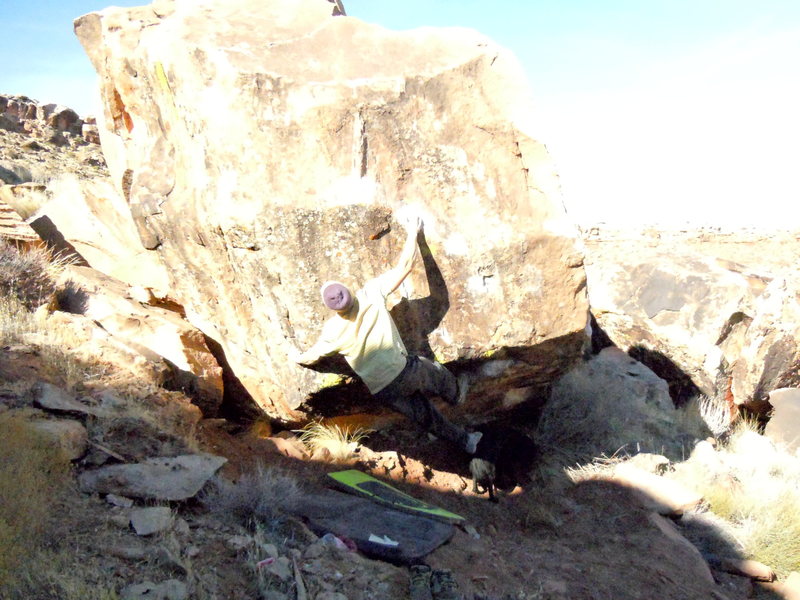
[{"xmin": 3, "ymin": 0, "xmax": 800, "ymax": 227}]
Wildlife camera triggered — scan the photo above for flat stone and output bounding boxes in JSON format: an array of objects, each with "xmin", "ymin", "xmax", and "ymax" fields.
[
  {"xmin": 78, "ymin": 454, "xmax": 226, "ymax": 501},
  {"xmin": 648, "ymin": 513, "xmax": 715, "ymax": 584},
  {"xmin": 130, "ymin": 506, "xmax": 174, "ymax": 536},
  {"xmin": 32, "ymin": 382, "xmax": 102, "ymax": 417},
  {"xmin": 120, "ymin": 579, "xmax": 188, "ymax": 600},
  {"xmin": 106, "ymin": 493, "xmax": 135, "ymax": 508}
]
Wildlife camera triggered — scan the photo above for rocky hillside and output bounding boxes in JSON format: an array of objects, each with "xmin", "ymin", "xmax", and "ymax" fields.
[{"xmin": 0, "ymin": 94, "xmax": 106, "ymax": 183}]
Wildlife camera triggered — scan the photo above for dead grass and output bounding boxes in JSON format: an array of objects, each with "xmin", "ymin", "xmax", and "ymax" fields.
[
  {"xmin": 0, "ymin": 294, "xmax": 92, "ymax": 389},
  {"xmin": 0, "ymin": 242, "xmax": 92, "ymax": 389},
  {"xmin": 294, "ymin": 420, "xmax": 373, "ymax": 463},
  {"xmin": 247, "ymin": 524, "xmax": 297, "ymax": 599},
  {"xmin": 695, "ymin": 394, "xmax": 734, "ymax": 439},
  {"xmin": 560, "ymin": 405, "xmax": 800, "ymax": 579},
  {"xmin": 683, "ymin": 423, "xmax": 800, "ymax": 577},
  {"xmin": 563, "ymin": 455, "xmax": 623, "ymax": 483},
  {"xmin": 0, "ymin": 411, "xmax": 71, "ymax": 595},
  {"xmin": 3, "ymin": 549, "xmax": 120, "ymax": 600}
]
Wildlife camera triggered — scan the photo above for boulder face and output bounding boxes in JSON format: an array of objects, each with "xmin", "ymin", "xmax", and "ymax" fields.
[
  {"xmin": 585, "ymin": 240, "xmax": 800, "ymax": 410},
  {"xmin": 74, "ymin": 0, "xmax": 588, "ymax": 422}
]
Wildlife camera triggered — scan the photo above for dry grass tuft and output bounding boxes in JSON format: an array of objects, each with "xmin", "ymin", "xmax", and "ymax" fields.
[
  {"xmin": 201, "ymin": 464, "xmax": 305, "ymax": 527},
  {"xmin": 696, "ymin": 394, "xmax": 734, "ymax": 439},
  {"xmin": 0, "ymin": 241, "xmax": 91, "ymax": 389},
  {"xmin": 3, "ymin": 549, "xmax": 120, "ymax": 600},
  {"xmin": 294, "ymin": 420, "xmax": 372, "ymax": 463},
  {"xmin": 564, "ymin": 455, "xmax": 624, "ymax": 483},
  {"xmin": 0, "ymin": 240, "xmax": 71, "ymax": 311}
]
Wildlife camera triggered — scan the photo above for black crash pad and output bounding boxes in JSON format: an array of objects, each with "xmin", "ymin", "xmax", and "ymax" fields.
[{"xmin": 290, "ymin": 488, "xmax": 455, "ymax": 564}]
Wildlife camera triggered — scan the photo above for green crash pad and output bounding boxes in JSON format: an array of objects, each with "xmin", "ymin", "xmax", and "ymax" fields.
[
  {"xmin": 327, "ymin": 469, "xmax": 464, "ymax": 524},
  {"xmin": 291, "ymin": 488, "xmax": 455, "ymax": 564}
]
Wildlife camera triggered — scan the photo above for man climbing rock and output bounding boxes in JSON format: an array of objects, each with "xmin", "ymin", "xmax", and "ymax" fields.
[{"xmin": 290, "ymin": 215, "xmax": 482, "ymax": 454}]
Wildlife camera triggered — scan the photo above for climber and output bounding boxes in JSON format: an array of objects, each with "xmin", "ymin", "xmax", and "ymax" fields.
[{"xmin": 289, "ymin": 215, "xmax": 482, "ymax": 454}]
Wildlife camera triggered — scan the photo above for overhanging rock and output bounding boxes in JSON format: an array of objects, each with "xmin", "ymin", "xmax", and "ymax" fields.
[{"xmin": 74, "ymin": 0, "xmax": 588, "ymax": 422}]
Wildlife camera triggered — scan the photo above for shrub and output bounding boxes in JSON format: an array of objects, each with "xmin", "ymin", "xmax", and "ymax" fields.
[{"xmin": 201, "ymin": 464, "xmax": 305, "ymax": 526}]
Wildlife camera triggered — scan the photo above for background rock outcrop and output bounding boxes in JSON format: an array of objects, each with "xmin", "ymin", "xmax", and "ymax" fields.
[
  {"xmin": 584, "ymin": 227, "xmax": 800, "ymax": 414},
  {"xmin": 74, "ymin": 0, "xmax": 589, "ymax": 422}
]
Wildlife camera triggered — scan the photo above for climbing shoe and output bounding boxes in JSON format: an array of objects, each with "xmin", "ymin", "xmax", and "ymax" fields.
[
  {"xmin": 431, "ymin": 568, "xmax": 461, "ymax": 600},
  {"xmin": 409, "ymin": 564, "xmax": 433, "ymax": 600}
]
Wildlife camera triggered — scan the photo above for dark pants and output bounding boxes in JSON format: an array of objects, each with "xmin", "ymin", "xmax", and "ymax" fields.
[{"xmin": 373, "ymin": 355, "xmax": 468, "ymax": 450}]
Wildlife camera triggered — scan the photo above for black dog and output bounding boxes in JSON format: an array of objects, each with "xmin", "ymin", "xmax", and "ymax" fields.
[{"xmin": 469, "ymin": 424, "xmax": 538, "ymax": 502}]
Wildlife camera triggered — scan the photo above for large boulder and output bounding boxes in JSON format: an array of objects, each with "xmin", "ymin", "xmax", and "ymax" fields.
[
  {"xmin": 74, "ymin": 0, "xmax": 588, "ymax": 422},
  {"xmin": 536, "ymin": 347, "xmax": 700, "ymax": 462},
  {"xmin": 585, "ymin": 241, "xmax": 800, "ymax": 410},
  {"xmin": 730, "ymin": 276, "xmax": 800, "ymax": 407}
]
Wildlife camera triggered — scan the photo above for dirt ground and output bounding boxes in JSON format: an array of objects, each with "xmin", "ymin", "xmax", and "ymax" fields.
[
  {"xmin": 195, "ymin": 412, "xmax": 780, "ymax": 600},
  {"xmin": 1, "ymin": 335, "xmax": 789, "ymax": 600}
]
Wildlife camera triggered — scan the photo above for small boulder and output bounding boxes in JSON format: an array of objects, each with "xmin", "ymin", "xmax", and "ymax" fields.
[
  {"xmin": 29, "ymin": 418, "xmax": 88, "ymax": 461},
  {"xmin": 130, "ymin": 506, "xmax": 174, "ymax": 536},
  {"xmin": 764, "ymin": 388, "xmax": 800, "ymax": 452},
  {"xmin": 106, "ymin": 493, "xmax": 135, "ymax": 508}
]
